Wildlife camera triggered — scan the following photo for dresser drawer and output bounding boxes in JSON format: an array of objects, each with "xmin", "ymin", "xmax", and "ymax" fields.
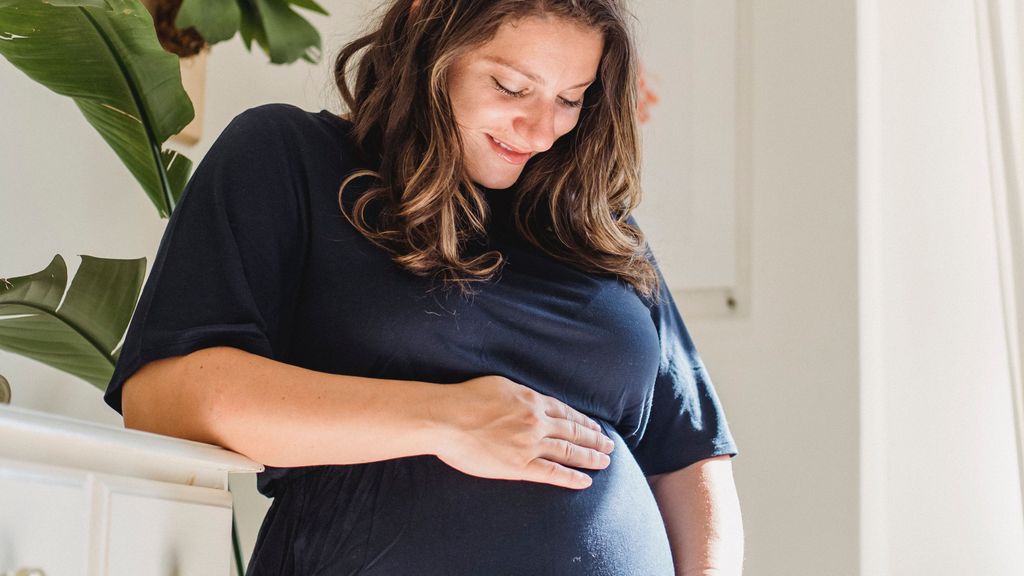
[{"xmin": 0, "ymin": 464, "xmax": 89, "ymax": 576}]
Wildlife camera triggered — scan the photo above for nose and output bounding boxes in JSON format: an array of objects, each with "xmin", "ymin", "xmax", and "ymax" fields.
[{"xmin": 514, "ymin": 99, "xmax": 558, "ymax": 153}]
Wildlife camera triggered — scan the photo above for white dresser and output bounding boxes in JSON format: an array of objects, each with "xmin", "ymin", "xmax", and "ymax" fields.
[{"xmin": 0, "ymin": 404, "xmax": 263, "ymax": 576}]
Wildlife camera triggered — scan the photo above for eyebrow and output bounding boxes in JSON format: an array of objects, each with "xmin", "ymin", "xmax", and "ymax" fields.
[{"xmin": 483, "ymin": 56, "xmax": 595, "ymax": 90}]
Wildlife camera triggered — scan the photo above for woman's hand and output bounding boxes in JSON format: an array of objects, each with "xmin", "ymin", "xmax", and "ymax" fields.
[{"xmin": 433, "ymin": 375, "xmax": 615, "ymax": 490}]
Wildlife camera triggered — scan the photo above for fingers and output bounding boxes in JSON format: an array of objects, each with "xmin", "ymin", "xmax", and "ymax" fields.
[
  {"xmin": 547, "ymin": 418, "xmax": 614, "ymax": 455},
  {"xmin": 538, "ymin": 437, "xmax": 611, "ymax": 471},
  {"xmin": 524, "ymin": 457, "xmax": 594, "ymax": 490},
  {"xmin": 543, "ymin": 399, "xmax": 604, "ymax": 434},
  {"xmin": 531, "ymin": 408, "xmax": 615, "ymax": 490},
  {"xmin": 458, "ymin": 379, "xmax": 616, "ymax": 490}
]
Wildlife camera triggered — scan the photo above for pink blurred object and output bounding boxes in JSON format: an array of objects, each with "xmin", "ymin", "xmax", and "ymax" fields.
[{"xmin": 637, "ymin": 63, "xmax": 660, "ymax": 124}]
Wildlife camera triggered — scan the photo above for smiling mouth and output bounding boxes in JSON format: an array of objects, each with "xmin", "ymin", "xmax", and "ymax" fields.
[{"xmin": 487, "ymin": 134, "xmax": 531, "ymax": 165}]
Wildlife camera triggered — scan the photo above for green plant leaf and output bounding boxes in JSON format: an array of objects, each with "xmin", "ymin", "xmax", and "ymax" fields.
[
  {"xmin": 287, "ymin": 0, "xmax": 327, "ymax": 16},
  {"xmin": 237, "ymin": 0, "xmax": 265, "ymax": 53},
  {"xmin": 175, "ymin": 0, "xmax": 240, "ymax": 45},
  {"xmin": 0, "ymin": 0, "xmax": 194, "ymax": 218},
  {"xmin": 162, "ymin": 148, "xmax": 192, "ymax": 206},
  {"xmin": 252, "ymin": 0, "xmax": 321, "ymax": 64},
  {"xmin": 0, "ymin": 255, "xmax": 147, "ymax": 390}
]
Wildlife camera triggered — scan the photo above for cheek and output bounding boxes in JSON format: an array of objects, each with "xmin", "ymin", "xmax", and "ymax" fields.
[
  {"xmin": 449, "ymin": 80, "xmax": 505, "ymax": 127},
  {"xmin": 555, "ymin": 110, "xmax": 583, "ymax": 138},
  {"xmin": 447, "ymin": 75, "xmax": 478, "ymax": 123},
  {"xmin": 456, "ymin": 96, "xmax": 503, "ymax": 130},
  {"xmin": 460, "ymin": 97, "xmax": 517, "ymax": 128}
]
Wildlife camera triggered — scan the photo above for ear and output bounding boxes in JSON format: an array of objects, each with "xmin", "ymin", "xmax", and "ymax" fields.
[{"xmin": 411, "ymin": 0, "xmax": 422, "ymax": 12}]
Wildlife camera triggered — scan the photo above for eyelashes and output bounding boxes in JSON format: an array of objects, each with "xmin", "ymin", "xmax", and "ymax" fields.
[
  {"xmin": 491, "ymin": 79, "xmax": 520, "ymax": 97},
  {"xmin": 491, "ymin": 77, "xmax": 583, "ymax": 109}
]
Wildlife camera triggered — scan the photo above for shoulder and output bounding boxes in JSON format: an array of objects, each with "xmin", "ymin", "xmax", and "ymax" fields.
[
  {"xmin": 208, "ymin": 103, "xmax": 362, "ymax": 174},
  {"xmin": 223, "ymin": 103, "xmax": 352, "ymax": 146},
  {"xmin": 618, "ymin": 212, "xmax": 669, "ymax": 307}
]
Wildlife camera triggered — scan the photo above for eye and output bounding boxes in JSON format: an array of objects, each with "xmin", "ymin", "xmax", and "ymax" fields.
[
  {"xmin": 492, "ymin": 77, "xmax": 525, "ymax": 98},
  {"xmin": 492, "ymin": 77, "xmax": 583, "ymax": 110},
  {"xmin": 559, "ymin": 96, "xmax": 583, "ymax": 109}
]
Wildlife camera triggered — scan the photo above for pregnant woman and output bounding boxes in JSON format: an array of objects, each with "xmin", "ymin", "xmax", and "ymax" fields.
[{"xmin": 104, "ymin": 0, "xmax": 743, "ymax": 574}]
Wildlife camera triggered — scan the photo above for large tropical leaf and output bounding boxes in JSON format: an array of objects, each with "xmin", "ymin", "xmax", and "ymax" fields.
[
  {"xmin": 175, "ymin": 0, "xmax": 240, "ymax": 45},
  {"xmin": 240, "ymin": 0, "xmax": 322, "ymax": 64},
  {"xmin": 0, "ymin": 0, "xmax": 194, "ymax": 217},
  {"xmin": 237, "ymin": 0, "xmax": 265, "ymax": 53},
  {"xmin": 0, "ymin": 255, "xmax": 146, "ymax": 390}
]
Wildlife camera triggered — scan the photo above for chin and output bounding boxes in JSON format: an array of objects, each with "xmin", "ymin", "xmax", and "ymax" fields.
[{"xmin": 470, "ymin": 170, "xmax": 521, "ymax": 190}]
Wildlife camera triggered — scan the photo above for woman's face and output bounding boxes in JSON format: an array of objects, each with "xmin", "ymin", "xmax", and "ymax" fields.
[{"xmin": 446, "ymin": 16, "xmax": 604, "ymax": 190}]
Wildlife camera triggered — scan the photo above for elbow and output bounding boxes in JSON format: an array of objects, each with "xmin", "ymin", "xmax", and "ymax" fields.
[
  {"xmin": 120, "ymin": 351, "xmax": 223, "ymax": 447},
  {"xmin": 121, "ymin": 362, "xmax": 168, "ymax": 435}
]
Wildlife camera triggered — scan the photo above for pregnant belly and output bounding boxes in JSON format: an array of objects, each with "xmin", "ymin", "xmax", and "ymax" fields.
[{"xmin": 248, "ymin": 425, "xmax": 675, "ymax": 576}]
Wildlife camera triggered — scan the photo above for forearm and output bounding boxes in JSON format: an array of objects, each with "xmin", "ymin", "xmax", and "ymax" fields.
[
  {"xmin": 123, "ymin": 346, "xmax": 449, "ymax": 467},
  {"xmin": 649, "ymin": 455, "xmax": 744, "ymax": 576}
]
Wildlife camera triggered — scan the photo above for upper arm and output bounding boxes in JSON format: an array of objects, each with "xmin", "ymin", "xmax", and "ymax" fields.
[
  {"xmin": 646, "ymin": 472, "xmax": 666, "ymax": 489},
  {"xmin": 646, "ymin": 454, "xmax": 731, "ymax": 489},
  {"xmin": 103, "ymin": 105, "xmax": 310, "ymax": 418}
]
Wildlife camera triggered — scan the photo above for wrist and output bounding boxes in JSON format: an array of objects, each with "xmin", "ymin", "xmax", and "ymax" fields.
[{"xmin": 411, "ymin": 381, "xmax": 464, "ymax": 458}]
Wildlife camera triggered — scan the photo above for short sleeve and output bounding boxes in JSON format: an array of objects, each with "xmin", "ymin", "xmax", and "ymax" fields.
[
  {"xmin": 103, "ymin": 104, "xmax": 309, "ymax": 415},
  {"xmin": 627, "ymin": 219, "xmax": 739, "ymax": 476}
]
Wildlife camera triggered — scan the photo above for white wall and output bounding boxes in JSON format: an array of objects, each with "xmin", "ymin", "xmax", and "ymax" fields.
[
  {"xmin": 858, "ymin": 0, "xmax": 1024, "ymax": 574},
  {"xmin": 685, "ymin": 0, "xmax": 862, "ymax": 573}
]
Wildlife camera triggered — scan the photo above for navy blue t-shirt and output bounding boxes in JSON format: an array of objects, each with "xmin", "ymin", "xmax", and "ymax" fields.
[{"xmin": 104, "ymin": 103, "xmax": 737, "ymax": 575}]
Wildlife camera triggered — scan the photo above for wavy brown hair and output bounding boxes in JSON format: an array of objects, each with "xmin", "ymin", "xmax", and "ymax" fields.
[{"xmin": 333, "ymin": 0, "xmax": 661, "ymax": 302}]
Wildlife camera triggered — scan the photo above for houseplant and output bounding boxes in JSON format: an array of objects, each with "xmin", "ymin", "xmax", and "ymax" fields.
[
  {"xmin": 0, "ymin": 1, "xmax": 328, "ymax": 572},
  {"xmin": 160, "ymin": 0, "xmax": 326, "ymax": 64},
  {"xmin": 0, "ymin": 0, "xmax": 327, "ymax": 401}
]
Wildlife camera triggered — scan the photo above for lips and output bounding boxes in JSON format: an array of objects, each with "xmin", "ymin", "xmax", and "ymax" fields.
[{"xmin": 487, "ymin": 134, "xmax": 531, "ymax": 165}]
